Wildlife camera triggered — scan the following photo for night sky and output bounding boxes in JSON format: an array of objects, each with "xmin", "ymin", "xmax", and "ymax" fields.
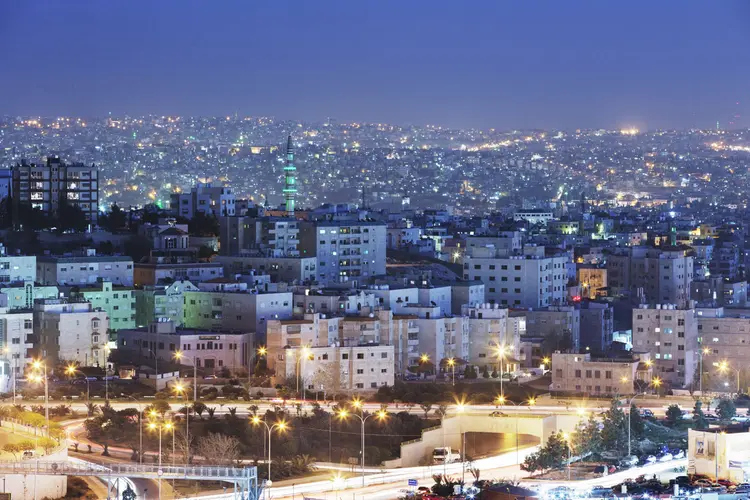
[{"xmin": 1, "ymin": 0, "xmax": 749, "ymax": 130}]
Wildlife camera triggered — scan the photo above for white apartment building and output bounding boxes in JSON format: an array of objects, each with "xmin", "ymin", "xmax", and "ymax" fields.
[
  {"xmin": 694, "ymin": 308, "xmax": 750, "ymax": 389},
  {"xmin": 464, "ymin": 245, "xmax": 569, "ymax": 308},
  {"xmin": 607, "ymin": 247, "xmax": 694, "ymax": 307},
  {"xmin": 170, "ymin": 182, "xmax": 236, "ymax": 218},
  {"xmin": 402, "ymin": 305, "xmax": 469, "ymax": 364},
  {"xmin": 34, "ymin": 299, "xmax": 109, "ymax": 367},
  {"xmin": 366, "ymin": 285, "xmax": 419, "ymax": 315},
  {"xmin": 117, "ymin": 320, "xmax": 252, "ymax": 374},
  {"xmin": 632, "ymin": 304, "xmax": 698, "ymax": 387},
  {"xmin": 0, "ymin": 303, "xmax": 34, "ymax": 393},
  {"xmin": 134, "ymin": 280, "xmax": 199, "ymax": 327},
  {"xmin": 283, "ymin": 344, "xmax": 395, "ymax": 393},
  {"xmin": 182, "ymin": 289, "xmax": 293, "ymax": 339},
  {"xmin": 462, "ymin": 304, "xmax": 519, "ymax": 369},
  {"xmin": 37, "ymin": 250, "xmax": 134, "ymax": 286},
  {"xmin": 513, "ymin": 210, "xmax": 554, "ymax": 225},
  {"xmin": 417, "ymin": 285, "xmax": 452, "ymax": 318},
  {"xmin": 0, "ymin": 246, "xmax": 36, "ymax": 284},
  {"xmin": 298, "ymin": 221, "xmax": 387, "ymax": 285},
  {"xmin": 448, "ymin": 281, "xmax": 485, "ymax": 315},
  {"xmin": 550, "ymin": 351, "xmax": 653, "ymax": 396}
]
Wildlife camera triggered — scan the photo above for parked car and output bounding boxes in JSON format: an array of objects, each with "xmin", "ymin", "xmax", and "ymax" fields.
[
  {"xmin": 618, "ymin": 455, "xmax": 639, "ymax": 467},
  {"xmin": 717, "ymin": 479, "xmax": 735, "ymax": 488},
  {"xmin": 490, "ymin": 411, "xmax": 507, "ymax": 417},
  {"xmin": 657, "ymin": 452, "xmax": 673, "ymax": 462},
  {"xmin": 733, "ymin": 483, "xmax": 750, "ymax": 492},
  {"xmin": 640, "ymin": 455, "xmax": 656, "ymax": 465},
  {"xmin": 671, "ymin": 449, "xmax": 685, "ymax": 459},
  {"xmin": 693, "ymin": 479, "xmax": 718, "ymax": 488},
  {"xmin": 639, "ymin": 409, "xmax": 654, "ymax": 418}
]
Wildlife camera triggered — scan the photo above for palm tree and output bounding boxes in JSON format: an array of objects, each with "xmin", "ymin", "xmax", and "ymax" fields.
[
  {"xmin": 86, "ymin": 402, "xmax": 99, "ymax": 417},
  {"xmin": 228, "ymin": 407, "xmax": 237, "ymax": 418},
  {"xmin": 206, "ymin": 407, "xmax": 216, "ymax": 420},
  {"xmin": 248, "ymin": 405, "xmax": 259, "ymax": 416}
]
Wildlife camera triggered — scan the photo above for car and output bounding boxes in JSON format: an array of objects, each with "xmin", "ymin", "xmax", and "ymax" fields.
[
  {"xmin": 640, "ymin": 455, "xmax": 656, "ymax": 465},
  {"xmin": 671, "ymin": 449, "xmax": 685, "ymax": 459},
  {"xmin": 417, "ymin": 487, "xmax": 431, "ymax": 494},
  {"xmin": 639, "ymin": 409, "xmax": 654, "ymax": 418},
  {"xmin": 693, "ymin": 479, "xmax": 718, "ymax": 488},
  {"xmin": 490, "ymin": 411, "xmax": 507, "ymax": 417},
  {"xmin": 203, "ymin": 375, "xmax": 217, "ymax": 380},
  {"xmin": 618, "ymin": 455, "xmax": 638, "ymax": 467},
  {"xmin": 657, "ymin": 452, "xmax": 673, "ymax": 462},
  {"xmin": 22, "ymin": 450, "xmax": 35, "ymax": 459},
  {"xmin": 734, "ymin": 483, "xmax": 750, "ymax": 492},
  {"xmin": 717, "ymin": 479, "xmax": 735, "ymax": 488}
]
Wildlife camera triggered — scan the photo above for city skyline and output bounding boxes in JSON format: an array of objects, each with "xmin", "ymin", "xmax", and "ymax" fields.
[{"xmin": 1, "ymin": 1, "xmax": 749, "ymax": 130}]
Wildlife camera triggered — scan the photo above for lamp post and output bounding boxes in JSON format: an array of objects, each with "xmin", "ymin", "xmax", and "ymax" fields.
[
  {"xmin": 103, "ymin": 345, "xmax": 111, "ymax": 403},
  {"xmin": 295, "ymin": 347, "xmax": 312, "ymax": 399},
  {"xmin": 698, "ymin": 347, "xmax": 711, "ymax": 396},
  {"xmin": 30, "ymin": 360, "xmax": 50, "ymax": 437},
  {"xmin": 147, "ymin": 419, "xmax": 173, "ymax": 500},
  {"xmin": 255, "ymin": 346, "xmax": 267, "ymax": 381},
  {"xmin": 494, "ymin": 395, "xmax": 537, "ymax": 464},
  {"xmin": 626, "ymin": 392, "xmax": 645, "ymax": 460},
  {"xmin": 250, "ymin": 417, "xmax": 288, "ymax": 486},
  {"xmin": 172, "ymin": 381, "xmax": 191, "ymax": 464},
  {"xmin": 718, "ymin": 361, "xmax": 741, "ymax": 394},
  {"xmin": 495, "ymin": 344, "xmax": 509, "ymax": 395},
  {"xmin": 3, "ymin": 347, "xmax": 15, "ymax": 405},
  {"xmin": 336, "ymin": 399, "xmax": 388, "ymax": 487},
  {"xmin": 562, "ymin": 432, "xmax": 571, "ymax": 480},
  {"xmin": 173, "ymin": 351, "xmax": 198, "ymax": 402},
  {"xmin": 125, "ymin": 395, "xmax": 144, "ymax": 464},
  {"xmin": 447, "ymin": 358, "xmax": 456, "ymax": 386}
]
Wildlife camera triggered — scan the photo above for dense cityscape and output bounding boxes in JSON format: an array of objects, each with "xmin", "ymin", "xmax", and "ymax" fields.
[{"xmin": 3, "ymin": 1, "xmax": 750, "ymax": 500}]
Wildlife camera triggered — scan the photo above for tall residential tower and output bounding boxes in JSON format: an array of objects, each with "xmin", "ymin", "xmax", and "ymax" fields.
[{"xmin": 283, "ymin": 135, "xmax": 296, "ymax": 216}]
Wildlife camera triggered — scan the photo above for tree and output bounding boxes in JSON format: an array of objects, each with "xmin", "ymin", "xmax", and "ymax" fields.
[
  {"xmin": 198, "ymin": 245, "xmax": 215, "ymax": 260},
  {"xmin": 482, "ymin": 366, "xmax": 490, "ymax": 379},
  {"xmin": 147, "ymin": 399, "xmax": 171, "ymax": 416},
  {"xmin": 665, "ymin": 404, "xmax": 683, "ymax": 426},
  {"xmin": 693, "ymin": 400, "xmax": 709, "ymax": 430},
  {"xmin": 195, "ymin": 433, "xmax": 240, "ymax": 466},
  {"xmin": 192, "ymin": 401, "xmax": 207, "ymax": 419},
  {"xmin": 18, "ymin": 440, "xmax": 35, "ymax": 453},
  {"xmin": 3, "ymin": 443, "xmax": 20, "ymax": 460},
  {"xmin": 435, "ymin": 404, "xmax": 448, "ymax": 419},
  {"xmin": 86, "ymin": 403, "xmax": 99, "ymax": 417},
  {"xmin": 100, "ymin": 204, "xmax": 127, "ymax": 233},
  {"xmin": 56, "ymin": 199, "xmax": 89, "ymax": 233},
  {"xmin": 39, "ymin": 437, "xmax": 57, "ymax": 454},
  {"xmin": 124, "ymin": 235, "xmax": 153, "ymax": 263},
  {"xmin": 189, "ymin": 212, "xmax": 220, "ymax": 237},
  {"xmin": 600, "ymin": 399, "xmax": 628, "ymax": 454},
  {"xmin": 420, "ymin": 403, "xmax": 433, "ymax": 418},
  {"xmin": 521, "ymin": 431, "xmax": 568, "ymax": 475},
  {"xmin": 629, "ymin": 403, "xmax": 645, "ymax": 438},
  {"xmin": 717, "ymin": 398, "xmax": 737, "ymax": 422},
  {"xmin": 571, "ymin": 415, "xmax": 602, "ymax": 457}
]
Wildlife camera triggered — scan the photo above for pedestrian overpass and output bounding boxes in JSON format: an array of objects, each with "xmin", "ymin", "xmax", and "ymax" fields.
[
  {"xmin": 0, "ymin": 459, "xmax": 258, "ymax": 499},
  {"xmin": 385, "ymin": 411, "xmax": 582, "ymax": 467}
]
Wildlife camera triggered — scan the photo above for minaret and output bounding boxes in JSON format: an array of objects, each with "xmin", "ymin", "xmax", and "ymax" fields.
[
  {"xmin": 283, "ymin": 135, "xmax": 296, "ymax": 216},
  {"xmin": 579, "ymin": 191, "xmax": 586, "ymax": 234}
]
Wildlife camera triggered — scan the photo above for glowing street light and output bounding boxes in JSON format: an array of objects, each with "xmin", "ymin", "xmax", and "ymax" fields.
[
  {"xmin": 148, "ymin": 419, "xmax": 174, "ymax": 499},
  {"xmin": 66, "ymin": 363, "xmax": 90, "ymax": 402},
  {"xmin": 493, "ymin": 395, "xmax": 536, "ymax": 463},
  {"xmin": 717, "ymin": 360, "xmax": 741, "ymax": 393},
  {"xmin": 446, "ymin": 358, "xmax": 456, "ymax": 386},
  {"xmin": 337, "ymin": 400, "xmax": 388, "ymax": 486},
  {"xmin": 251, "ymin": 417, "xmax": 289, "ymax": 484},
  {"xmin": 30, "ymin": 359, "xmax": 50, "ymax": 437}
]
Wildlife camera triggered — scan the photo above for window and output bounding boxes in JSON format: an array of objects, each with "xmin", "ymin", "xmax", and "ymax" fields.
[
  {"xmin": 381, "ymin": 368, "xmax": 388, "ymax": 373},
  {"xmin": 605, "ymin": 371, "xmax": 612, "ymax": 379},
  {"xmin": 356, "ymin": 369, "xmax": 364, "ymax": 374},
  {"xmin": 381, "ymin": 352, "xmax": 388, "ymax": 358},
  {"xmin": 356, "ymin": 353, "xmax": 364, "ymax": 359},
  {"xmin": 342, "ymin": 353, "xmax": 349, "ymax": 360},
  {"xmin": 322, "ymin": 353, "xmax": 328, "ymax": 360},
  {"xmin": 574, "ymin": 369, "xmax": 581, "ymax": 377},
  {"xmin": 555, "ymin": 369, "xmax": 563, "ymax": 378},
  {"xmin": 594, "ymin": 370, "xmax": 601, "ymax": 379}
]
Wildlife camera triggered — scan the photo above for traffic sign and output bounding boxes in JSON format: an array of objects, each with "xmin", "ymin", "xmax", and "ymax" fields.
[{"xmin": 408, "ymin": 479, "xmax": 418, "ymax": 487}]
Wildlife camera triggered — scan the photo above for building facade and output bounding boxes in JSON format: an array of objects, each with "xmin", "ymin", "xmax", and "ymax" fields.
[
  {"xmin": 34, "ymin": 299, "xmax": 109, "ymax": 367},
  {"xmin": 37, "ymin": 251, "xmax": 133, "ymax": 286},
  {"xmin": 170, "ymin": 182, "xmax": 236, "ymax": 219}
]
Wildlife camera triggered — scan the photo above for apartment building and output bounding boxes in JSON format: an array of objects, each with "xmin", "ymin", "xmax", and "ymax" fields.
[
  {"xmin": 182, "ymin": 289, "xmax": 293, "ymax": 340},
  {"xmin": 134, "ymin": 280, "xmax": 199, "ymax": 327},
  {"xmin": 550, "ymin": 351, "xmax": 653, "ymax": 396},
  {"xmin": 69, "ymin": 280, "xmax": 136, "ymax": 332},
  {"xmin": 577, "ymin": 265, "xmax": 607, "ymax": 299},
  {"xmin": 117, "ymin": 320, "xmax": 252, "ymax": 374},
  {"xmin": 463, "ymin": 245, "xmax": 569, "ymax": 308},
  {"xmin": 632, "ymin": 304, "xmax": 698, "ymax": 387},
  {"xmin": 214, "ymin": 255, "xmax": 316, "ymax": 284},
  {"xmin": 403, "ymin": 305, "xmax": 469, "ymax": 365},
  {"xmin": 170, "ymin": 182, "xmax": 236, "ymax": 218},
  {"xmin": 37, "ymin": 250, "xmax": 133, "ymax": 286},
  {"xmin": 461, "ymin": 304, "xmax": 519, "ymax": 369},
  {"xmin": 366, "ymin": 285, "xmax": 419, "ymax": 315},
  {"xmin": 525, "ymin": 306, "xmax": 581, "ymax": 351},
  {"xmin": 298, "ymin": 221, "xmax": 387, "ymax": 285},
  {"xmin": 0, "ymin": 281, "xmax": 59, "ymax": 310},
  {"xmin": 292, "ymin": 289, "xmax": 377, "ymax": 316},
  {"xmin": 34, "ymin": 299, "xmax": 109, "ymax": 367},
  {"xmin": 0, "ymin": 303, "xmax": 34, "ymax": 392},
  {"xmin": 12, "ymin": 157, "xmax": 99, "ymax": 225},
  {"xmin": 694, "ymin": 308, "xmax": 750, "ymax": 387},
  {"xmin": 579, "ymin": 301, "xmax": 614, "ymax": 353},
  {"xmin": 446, "ymin": 281, "xmax": 485, "ymax": 315},
  {"xmin": 607, "ymin": 247, "xmax": 693, "ymax": 307},
  {"xmin": 219, "ymin": 216, "xmax": 299, "ymax": 257},
  {"xmin": 0, "ymin": 246, "xmax": 36, "ymax": 284}
]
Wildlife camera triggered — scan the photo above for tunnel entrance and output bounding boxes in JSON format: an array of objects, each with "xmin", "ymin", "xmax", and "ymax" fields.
[{"xmin": 462, "ymin": 432, "xmax": 540, "ymax": 460}]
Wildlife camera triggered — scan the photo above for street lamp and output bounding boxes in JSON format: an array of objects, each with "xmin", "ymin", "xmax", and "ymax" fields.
[
  {"xmin": 30, "ymin": 360, "xmax": 50, "ymax": 437},
  {"xmin": 447, "ymin": 358, "xmax": 456, "ymax": 386},
  {"xmin": 148, "ymin": 419, "xmax": 174, "ymax": 500},
  {"xmin": 251, "ymin": 416, "xmax": 288, "ymax": 484},
  {"xmin": 652, "ymin": 376, "xmax": 662, "ymax": 396},
  {"xmin": 562, "ymin": 432, "xmax": 571, "ymax": 480},
  {"xmin": 495, "ymin": 344, "xmax": 510, "ymax": 394},
  {"xmin": 125, "ymin": 395, "xmax": 144, "ymax": 464},
  {"xmin": 494, "ymin": 395, "xmax": 536, "ymax": 464},
  {"xmin": 336, "ymin": 399, "xmax": 387, "ymax": 487},
  {"xmin": 718, "ymin": 361, "xmax": 741, "ymax": 394},
  {"xmin": 295, "ymin": 346, "xmax": 312, "ymax": 398},
  {"xmin": 699, "ymin": 347, "xmax": 711, "ymax": 396},
  {"xmin": 172, "ymin": 381, "xmax": 191, "ymax": 464},
  {"xmin": 4, "ymin": 347, "xmax": 15, "ymax": 405},
  {"xmin": 103, "ymin": 344, "xmax": 111, "ymax": 402},
  {"xmin": 626, "ymin": 393, "xmax": 645, "ymax": 459},
  {"xmin": 173, "ymin": 351, "xmax": 198, "ymax": 402}
]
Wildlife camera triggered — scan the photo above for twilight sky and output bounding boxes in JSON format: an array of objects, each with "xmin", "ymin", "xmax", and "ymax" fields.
[{"xmin": 1, "ymin": 0, "xmax": 749, "ymax": 130}]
